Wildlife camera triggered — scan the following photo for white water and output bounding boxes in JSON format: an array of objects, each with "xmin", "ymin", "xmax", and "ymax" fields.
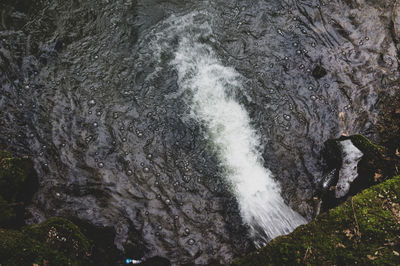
[
  {"xmin": 335, "ymin": 140, "xmax": 364, "ymax": 198},
  {"xmin": 150, "ymin": 12, "xmax": 306, "ymax": 247}
]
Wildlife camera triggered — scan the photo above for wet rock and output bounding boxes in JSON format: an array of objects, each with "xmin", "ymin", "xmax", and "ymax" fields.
[
  {"xmin": 0, "ymin": 150, "xmax": 38, "ymax": 228},
  {"xmin": 393, "ymin": 1, "xmax": 400, "ymax": 44},
  {"xmin": 72, "ymin": 220, "xmax": 125, "ymax": 266},
  {"xmin": 311, "ymin": 65, "xmax": 327, "ymax": 79},
  {"xmin": 233, "ymin": 176, "xmax": 400, "ymax": 265},
  {"xmin": 141, "ymin": 256, "xmax": 171, "ymax": 266},
  {"xmin": 376, "ymin": 91, "xmax": 400, "ymax": 154},
  {"xmin": 320, "ymin": 135, "xmax": 400, "ymax": 211}
]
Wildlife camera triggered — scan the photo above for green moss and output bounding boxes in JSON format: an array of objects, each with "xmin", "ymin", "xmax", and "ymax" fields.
[
  {"xmin": 0, "ymin": 217, "xmax": 91, "ymax": 265},
  {"xmin": 0, "ymin": 150, "xmax": 38, "ymax": 227},
  {"xmin": 345, "ymin": 134, "xmax": 384, "ymax": 156},
  {"xmin": 233, "ymin": 176, "xmax": 400, "ymax": 266}
]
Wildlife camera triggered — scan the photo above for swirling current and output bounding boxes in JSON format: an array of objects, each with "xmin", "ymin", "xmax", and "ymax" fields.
[{"xmin": 1, "ymin": 0, "xmax": 399, "ymax": 264}]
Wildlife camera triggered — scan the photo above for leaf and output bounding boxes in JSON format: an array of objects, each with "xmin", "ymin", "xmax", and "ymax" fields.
[
  {"xmin": 367, "ymin": 255, "xmax": 377, "ymax": 260},
  {"xmin": 393, "ymin": 250, "xmax": 400, "ymax": 256},
  {"xmin": 374, "ymin": 173, "xmax": 383, "ymax": 182},
  {"xmin": 336, "ymin": 243, "xmax": 346, "ymax": 248}
]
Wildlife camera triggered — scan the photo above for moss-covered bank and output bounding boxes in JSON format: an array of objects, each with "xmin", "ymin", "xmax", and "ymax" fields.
[
  {"xmin": 0, "ymin": 150, "xmax": 38, "ymax": 228},
  {"xmin": 0, "ymin": 217, "xmax": 91, "ymax": 265},
  {"xmin": 233, "ymin": 176, "xmax": 400, "ymax": 265}
]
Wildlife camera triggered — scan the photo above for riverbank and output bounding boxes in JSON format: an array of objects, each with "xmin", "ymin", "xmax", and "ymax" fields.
[{"xmin": 233, "ymin": 175, "xmax": 400, "ymax": 265}]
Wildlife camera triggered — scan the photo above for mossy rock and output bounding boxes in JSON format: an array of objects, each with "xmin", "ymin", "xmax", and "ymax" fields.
[
  {"xmin": 233, "ymin": 176, "xmax": 400, "ymax": 265},
  {"xmin": 0, "ymin": 217, "xmax": 91, "ymax": 265},
  {"xmin": 0, "ymin": 150, "xmax": 38, "ymax": 227}
]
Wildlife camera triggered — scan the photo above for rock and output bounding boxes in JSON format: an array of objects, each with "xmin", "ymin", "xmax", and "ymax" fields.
[
  {"xmin": 320, "ymin": 135, "xmax": 400, "ymax": 211},
  {"xmin": 335, "ymin": 140, "xmax": 363, "ymax": 198},
  {"xmin": 0, "ymin": 150, "xmax": 38, "ymax": 228},
  {"xmin": 311, "ymin": 65, "xmax": 327, "ymax": 79},
  {"xmin": 233, "ymin": 176, "xmax": 400, "ymax": 265},
  {"xmin": 393, "ymin": 0, "xmax": 400, "ymax": 43}
]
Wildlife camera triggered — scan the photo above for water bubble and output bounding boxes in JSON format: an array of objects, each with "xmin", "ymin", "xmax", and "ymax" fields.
[
  {"xmin": 96, "ymin": 111, "xmax": 102, "ymax": 116},
  {"xmin": 88, "ymin": 99, "xmax": 96, "ymax": 106},
  {"xmin": 122, "ymin": 137, "xmax": 127, "ymax": 142},
  {"xmin": 184, "ymin": 228, "xmax": 190, "ymax": 235},
  {"xmin": 145, "ymin": 211, "xmax": 149, "ymax": 215},
  {"xmin": 283, "ymin": 114, "xmax": 291, "ymax": 121},
  {"xmin": 146, "ymin": 154, "xmax": 153, "ymax": 159},
  {"xmin": 166, "ymin": 199, "xmax": 171, "ymax": 205},
  {"xmin": 187, "ymin": 239, "xmax": 195, "ymax": 245},
  {"xmin": 93, "ymin": 122, "xmax": 98, "ymax": 127},
  {"xmin": 311, "ymin": 42, "xmax": 316, "ymax": 47},
  {"xmin": 127, "ymin": 169, "xmax": 133, "ymax": 176},
  {"xmin": 310, "ymin": 95, "xmax": 317, "ymax": 101},
  {"xmin": 143, "ymin": 167, "xmax": 150, "ymax": 173},
  {"xmin": 98, "ymin": 162, "xmax": 104, "ymax": 168}
]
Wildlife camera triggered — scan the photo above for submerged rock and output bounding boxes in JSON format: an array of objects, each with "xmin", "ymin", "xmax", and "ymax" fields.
[{"xmin": 233, "ymin": 176, "xmax": 400, "ymax": 265}]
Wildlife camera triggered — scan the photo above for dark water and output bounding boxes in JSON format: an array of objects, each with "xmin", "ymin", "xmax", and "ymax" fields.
[{"xmin": 1, "ymin": 0, "xmax": 399, "ymax": 264}]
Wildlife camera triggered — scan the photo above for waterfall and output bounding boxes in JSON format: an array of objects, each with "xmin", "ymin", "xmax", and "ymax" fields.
[{"xmin": 164, "ymin": 12, "xmax": 307, "ymax": 247}]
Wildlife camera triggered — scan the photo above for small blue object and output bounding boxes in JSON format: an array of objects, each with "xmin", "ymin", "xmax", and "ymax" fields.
[{"xmin": 126, "ymin": 259, "xmax": 132, "ymax": 264}]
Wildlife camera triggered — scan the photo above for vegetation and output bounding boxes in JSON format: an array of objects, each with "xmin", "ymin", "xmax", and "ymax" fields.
[
  {"xmin": 0, "ymin": 217, "xmax": 91, "ymax": 265},
  {"xmin": 0, "ymin": 150, "xmax": 38, "ymax": 228},
  {"xmin": 233, "ymin": 176, "xmax": 400, "ymax": 265},
  {"xmin": 0, "ymin": 151, "xmax": 91, "ymax": 265}
]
